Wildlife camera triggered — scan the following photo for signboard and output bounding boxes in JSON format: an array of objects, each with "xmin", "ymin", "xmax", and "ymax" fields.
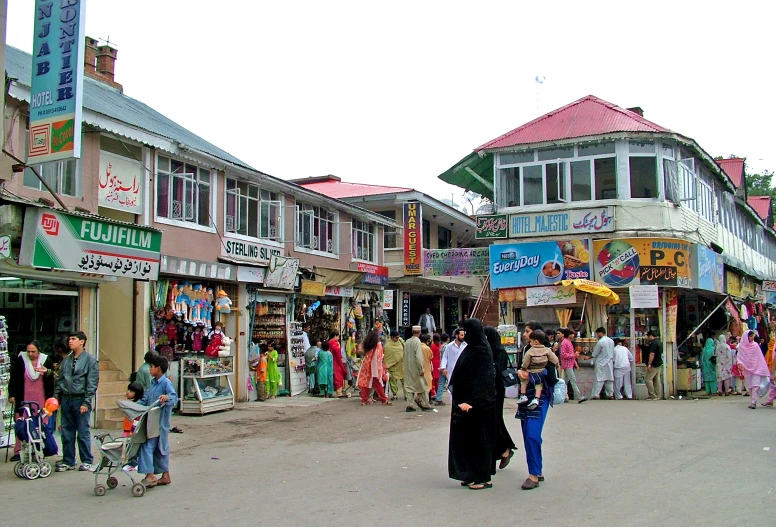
[
  {"xmin": 525, "ymin": 285, "xmax": 577, "ymax": 306},
  {"xmin": 98, "ymin": 152, "xmax": 144, "ymax": 214},
  {"xmin": 475, "ymin": 214, "xmax": 508, "ymax": 239},
  {"xmin": 401, "ymin": 292, "xmax": 410, "ymax": 326},
  {"xmin": 489, "ymin": 239, "xmax": 591, "ymax": 290},
  {"xmin": 300, "ymin": 280, "xmax": 326, "ymax": 296},
  {"xmin": 509, "ymin": 206, "xmax": 614, "ymax": 238},
  {"xmin": 725, "ymin": 270, "xmax": 741, "ymax": 297},
  {"xmin": 629, "ymin": 285, "xmax": 660, "ymax": 308},
  {"xmin": 763, "ymin": 280, "xmax": 776, "ymax": 292},
  {"xmin": 355, "ymin": 262, "xmax": 388, "ymax": 276},
  {"xmin": 403, "ymin": 202, "xmax": 422, "ymax": 275},
  {"xmin": 422, "ymin": 248, "xmax": 489, "ymax": 277},
  {"xmin": 362, "ymin": 273, "xmax": 389, "ymax": 286},
  {"xmin": 222, "ymin": 236, "xmax": 283, "ymax": 266},
  {"xmin": 383, "ymin": 290, "xmax": 394, "ymax": 310},
  {"xmin": 325, "ymin": 285, "xmax": 354, "ymax": 297},
  {"xmin": 237, "ymin": 265, "xmax": 266, "ymax": 284},
  {"xmin": 20, "ymin": 208, "xmax": 161, "ymax": 280},
  {"xmin": 0, "ymin": 236, "xmax": 10, "ymax": 258},
  {"xmin": 263, "ymin": 255, "xmax": 299, "ymax": 290},
  {"xmin": 694, "ymin": 245, "xmax": 725, "ymax": 293},
  {"xmin": 28, "ymin": 0, "xmax": 86, "ymax": 163},
  {"xmin": 160, "ymin": 255, "xmax": 235, "ymax": 281},
  {"xmin": 593, "ymin": 238, "xmax": 691, "ymax": 287}
]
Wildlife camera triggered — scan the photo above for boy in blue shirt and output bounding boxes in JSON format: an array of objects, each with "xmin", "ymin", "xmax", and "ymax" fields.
[{"xmin": 138, "ymin": 355, "xmax": 178, "ymax": 488}]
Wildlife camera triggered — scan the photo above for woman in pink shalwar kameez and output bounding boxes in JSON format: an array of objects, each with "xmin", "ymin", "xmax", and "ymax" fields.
[{"xmin": 736, "ymin": 330, "xmax": 770, "ymax": 409}]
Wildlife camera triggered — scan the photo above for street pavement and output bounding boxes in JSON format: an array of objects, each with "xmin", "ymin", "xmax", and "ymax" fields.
[{"xmin": 2, "ymin": 394, "xmax": 775, "ymax": 526}]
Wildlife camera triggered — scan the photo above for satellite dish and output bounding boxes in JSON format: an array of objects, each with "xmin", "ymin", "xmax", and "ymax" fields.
[{"xmin": 535, "ymin": 75, "xmax": 545, "ymax": 84}]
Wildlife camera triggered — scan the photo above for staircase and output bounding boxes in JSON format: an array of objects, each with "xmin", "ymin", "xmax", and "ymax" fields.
[
  {"xmin": 471, "ymin": 274, "xmax": 501, "ymax": 327},
  {"xmin": 96, "ymin": 357, "xmax": 128, "ymax": 430}
]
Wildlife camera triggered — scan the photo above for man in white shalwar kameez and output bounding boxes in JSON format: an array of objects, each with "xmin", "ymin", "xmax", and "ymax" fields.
[
  {"xmin": 585, "ymin": 327, "xmax": 614, "ymax": 400},
  {"xmin": 612, "ymin": 338, "xmax": 634, "ymax": 399}
]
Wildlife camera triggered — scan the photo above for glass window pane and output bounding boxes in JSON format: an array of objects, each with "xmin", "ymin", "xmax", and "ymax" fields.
[
  {"xmin": 629, "ymin": 141, "xmax": 655, "ymax": 154},
  {"xmin": 225, "ymin": 192, "xmax": 237, "ymax": 232},
  {"xmin": 157, "ymin": 156, "xmax": 169, "ymax": 172},
  {"xmin": 248, "ymin": 184, "xmax": 259, "ymax": 199},
  {"xmin": 546, "ymin": 164, "xmax": 560, "ymax": 204},
  {"xmin": 198, "ymin": 185, "xmax": 210, "ymax": 226},
  {"xmin": 226, "ymin": 178, "xmax": 236, "ymax": 190},
  {"xmin": 578, "ymin": 142, "xmax": 615, "ymax": 156},
  {"xmin": 199, "ymin": 168, "xmax": 210, "ymax": 183},
  {"xmin": 499, "ymin": 151, "xmax": 534, "ymax": 165},
  {"xmin": 157, "ymin": 172, "xmax": 169, "ymax": 218},
  {"xmin": 248, "ymin": 197, "xmax": 258, "ymax": 238},
  {"xmin": 23, "ymin": 166, "xmax": 41, "ymax": 189},
  {"xmin": 662, "ymin": 144, "xmax": 674, "ymax": 158},
  {"xmin": 594, "ymin": 158, "xmax": 617, "ymax": 200},
  {"xmin": 537, "ymin": 147, "xmax": 574, "ymax": 161},
  {"xmin": 629, "ymin": 157, "xmax": 658, "ymax": 198},
  {"xmin": 61, "ymin": 160, "xmax": 76, "ymax": 196},
  {"xmin": 238, "ymin": 196, "xmax": 249, "ymax": 235},
  {"xmin": 500, "ymin": 167, "xmax": 520, "ymax": 206},
  {"xmin": 522, "ymin": 165, "xmax": 543, "ymax": 205},
  {"xmin": 171, "ymin": 159, "xmax": 184, "ymax": 175},
  {"xmin": 42, "ymin": 163, "xmax": 58, "ymax": 192},
  {"xmin": 571, "ymin": 160, "xmax": 592, "ymax": 201}
]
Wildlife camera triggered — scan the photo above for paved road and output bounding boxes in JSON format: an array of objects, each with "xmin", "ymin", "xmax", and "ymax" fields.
[{"xmin": 2, "ymin": 394, "xmax": 774, "ymax": 526}]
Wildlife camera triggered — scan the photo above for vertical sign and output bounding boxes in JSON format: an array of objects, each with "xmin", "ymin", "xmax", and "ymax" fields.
[
  {"xmin": 401, "ymin": 292, "xmax": 410, "ymax": 326},
  {"xmin": 383, "ymin": 290, "xmax": 394, "ymax": 310},
  {"xmin": 403, "ymin": 202, "xmax": 422, "ymax": 275},
  {"xmin": 28, "ymin": 0, "xmax": 87, "ymax": 163}
]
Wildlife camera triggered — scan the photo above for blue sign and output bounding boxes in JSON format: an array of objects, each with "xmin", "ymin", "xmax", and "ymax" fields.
[
  {"xmin": 490, "ymin": 241, "xmax": 567, "ymax": 289},
  {"xmin": 362, "ymin": 273, "xmax": 389, "ymax": 286},
  {"xmin": 695, "ymin": 245, "xmax": 724, "ymax": 293},
  {"xmin": 28, "ymin": 0, "xmax": 87, "ymax": 163}
]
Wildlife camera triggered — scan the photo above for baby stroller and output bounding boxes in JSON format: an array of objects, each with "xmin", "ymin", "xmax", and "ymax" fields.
[
  {"xmin": 13, "ymin": 401, "xmax": 57, "ymax": 480},
  {"xmin": 92, "ymin": 398, "xmax": 161, "ymax": 498}
]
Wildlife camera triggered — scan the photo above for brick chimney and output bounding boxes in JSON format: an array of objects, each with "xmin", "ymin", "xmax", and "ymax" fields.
[
  {"xmin": 627, "ymin": 106, "xmax": 644, "ymax": 117},
  {"xmin": 83, "ymin": 37, "xmax": 123, "ymax": 92},
  {"xmin": 84, "ymin": 37, "xmax": 98, "ymax": 73}
]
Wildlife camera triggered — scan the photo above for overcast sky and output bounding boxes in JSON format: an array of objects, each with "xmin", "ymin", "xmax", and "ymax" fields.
[{"xmin": 6, "ymin": 1, "xmax": 774, "ymax": 203}]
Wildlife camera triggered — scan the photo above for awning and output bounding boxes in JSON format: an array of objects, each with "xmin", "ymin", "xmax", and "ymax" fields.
[
  {"xmin": 313, "ymin": 267, "xmax": 364, "ymax": 287},
  {"xmin": 559, "ymin": 279, "xmax": 620, "ymax": 305},
  {"xmin": 438, "ymin": 152, "xmax": 495, "ymax": 201}
]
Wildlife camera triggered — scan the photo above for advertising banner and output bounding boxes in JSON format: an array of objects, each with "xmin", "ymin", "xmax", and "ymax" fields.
[
  {"xmin": 263, "ymin": 255, "xmax": 299, "ymax": 290},
  {"xmin": 20, "ymin": 208, "xmax": 161, "ymax": 280},
  {"xmin": 509, "ymin": 206, "xmax": 615, "ymax": 238},
  {"xmin": 489, "ymin": 239, "xmax": 591, "ymax": 290},
  {"xmin": 401, "ymin": 292, "xmax": 410, "ymax": 326},
  {"xmin": 28, "ymin": 0, "xmax": 87, "ymax": 163},
  {"xmin": 98, "ymin": 152, "xmax": 144, "ymax": 214},
  {"xmin": 693, "ymin": 244, "xmax": 725, "ymax": 293},
  {"xmin": 422, "ymin": 248, "xmax": 489, "ymax": 277},
  {"xmin": 593, "ymin": 238, "xmax": 691, "ymax": 287},
  {"xmin": 383, "ymin": 290, "xmax": 394, "ymax": 310},
  {"xmin": 222, "ymin": 236, "xmax": 283, "ymax": 266},
  {"xmin": 525, "ymin": 285, "xmax": 577, "ymax": 306},
  {"xmin": 475, "ymin": 214, "xmax": 508, "ymax": 239},
  {"xmin": 356, "ymin": 262, "xmax": 389, "ymax": 286},
  {"xmin": 763, "ymin": 280, "xmax": 776, "ymax": 292},
  {"xmin": 403, "ymin": 202, "xmax": 422, "ymax": 275}
]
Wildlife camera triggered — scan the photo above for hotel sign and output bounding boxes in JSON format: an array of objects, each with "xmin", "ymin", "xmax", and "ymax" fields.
[
  {"xmin": 509, "ymin": 207, "xmax": 615, "ymax": 238},
  {"xmin": 403, "ymin": 202, "xmax": 422, "ymax": 275}
]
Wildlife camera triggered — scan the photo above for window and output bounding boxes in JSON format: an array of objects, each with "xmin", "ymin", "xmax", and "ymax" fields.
[
  {"xmin": 499, "ymin": 151, "xmax": 534, "ymax": 165},
  {"xmin": 23, "ymin": 160, "xmax": 79, "ymax": 196},
  {"xmin": 537, "ymin": 146, "xmax": 574, "ymax": 161},
  {"xmin": 422, "ymin": 219, "xmax": 431, "ymax": 249},
  {"xmin": 156, "ymin": 155, "xmax": 211, "ymax": 227},
  {"xmin": 438, "ymin": 226, "xmax": 452, "ymax": 249},
  {"xmin": 352, "ymin": 220, "xmax": 375, "ymax": 261},
  {"xmin": 295, "ymin": 203, "xmax": 336, "ymax": 254},
  {"xmin": 498, "ymin": 167, "xmax": 520, "ymax": 206},
  {"xmin": 523, "ymin": 165, "xmax": 543, "ymax": 205},
  {"xmin": 376, "ymin": 210, "xmax": 399, "ymax": 249},
  {"xmin": 225, "ymin": 178, "xmax": 281, "ymax": 241},
  {"xmin": 545, "ymin": 163, "xmax": 566, "ymax": 203},
  {"xmin": 594, "ymin": 158, "xmax": 617, "ymax": 199},
  {"xmin": 629, "ymin": 157, "xmax": 658, "ymax": 198},
  {"xmin": 571, "ymin": 160, "xmax": 592, "ymax": 201}
]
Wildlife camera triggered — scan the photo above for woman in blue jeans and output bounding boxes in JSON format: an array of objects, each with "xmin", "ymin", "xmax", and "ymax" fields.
[{"xmin": 515, "ymin": 367, "xmax": 553, "ymax": 490}]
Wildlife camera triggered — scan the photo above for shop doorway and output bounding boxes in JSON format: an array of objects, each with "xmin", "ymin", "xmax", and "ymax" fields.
[{"xmin": 407, "ymin": 294, "xmax": 440, "ymax": 337}]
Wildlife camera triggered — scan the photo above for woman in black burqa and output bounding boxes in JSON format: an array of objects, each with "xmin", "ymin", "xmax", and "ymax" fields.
[
  {"xmin": 448, "ymin": 318, "xmax": 497, "ymax": 490},
  {"xmin": 485, "ymin": 326, "xmax": 517, "ymax": 470}
]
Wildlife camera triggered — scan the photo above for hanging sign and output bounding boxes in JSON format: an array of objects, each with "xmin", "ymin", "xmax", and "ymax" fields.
[
  {"xmin": 383, "ymin": 290, "xmax": 394, "ymax": 310},
  {"xmin": 300, "ymin": 280, "xmax": 326, "ymax": 296},
  {"xmin": 525, "ymin": 285, "xmax": 577, "ymax": 306},
  {"xmin": 401, "ymin": 292, "xmax": 410, "ymax": 326},
  {"xmin": 693, "ymin": 244, "xmax": 725, "ymax": 293},
  {"xmin": 593, "ymin": 238, "xmax": 691, "ymax": 287},
  {"xmin": 222, "ymin": 236, "xmax": 283, "ymax": 266},
  {"xmin": 20, "ymin": 208, "xmax": 161, "ymax": 280},
  {"xmin": 475, "ymin": 214, "xmax": 508, "ymax": 239},
  {"xmin": 0, "ymin": 236, "xmax": 10, "ymax": 258},
  {"xmin": 237, "ymin": 265, "xmax": 266, "ymax": 284},
  {"xmin": 489, "ymin": 239, "xmax": 591, "ymax": 289},
  {"xmin": 28, "ymin": 0, "xmax": 86, "ymax": 163},
  {"xmin": 403, "ymin": 202, "xmax": 422, "ymax": 275},
  {"xmin": 263, "ymin": 255, "xmax": 299, "ymax": 290},
  {"xmin": 98, "ymin": 152, "xmax": 144, "ymax": 214},
  {"xmin": 423, "ymin": 248, "xmax": 489, "ymax": 277},
  {"xmin": 629, "ymin": 285, "xmax": 660, "ymax": 308},
  {"xmin": 509, "ymin": 206, "xmax": 614, "ymax": 238}
]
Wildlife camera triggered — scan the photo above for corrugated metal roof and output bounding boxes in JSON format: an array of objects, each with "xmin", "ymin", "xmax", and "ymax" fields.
[
  {"xmin": 717, "ymin": 158, "xmax": 745, "ymax": 188},
  {"xmin": 476, "ymin": 95, "xmax": 670, "ymax": 152},
  {"xmin": 5, "ymin": 45, "xmax": 252, "ymax": 170},
  {"xmin": 298, "ymin": 180, "xmax": 412, "ymax": 199},
  {"xmin": 747, "ymin": 196, "xmax": 771, "ymax": 221}
]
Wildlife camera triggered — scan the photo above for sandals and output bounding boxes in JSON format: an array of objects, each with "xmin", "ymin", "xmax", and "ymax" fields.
[
  {"xmin": 468, "ymin": 482, "xmax": 492, "ymax": 490},
  {"xmin": 499, "ymin": 449, "xmax": 514, "ymax": 470},
  {"xmin": 521, "ymin": 478, "xmax": 539, "ymax": 490},
  {"xmin": 141, "ymin": 477, "xmax": 158, "ymax": 488},
  {"xmin": 382, "ymin": 401, "xmax": 394, "ymax": 406}
]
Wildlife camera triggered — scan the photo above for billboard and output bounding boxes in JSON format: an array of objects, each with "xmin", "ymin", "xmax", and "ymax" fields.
[
  {"xmin": 593, "ymin": 238, "xmax": 691, "ymax": 287},
  {"xmin": 422, "ymin": 248, "xmax": 489, "ymax": 277},
  {"xmin": 489, "ymin": 239, "xmax": 591, "ymax": 290},
  {"xmin": 403, "ymin": 202, "xmax": 422, "ymax": 275}
]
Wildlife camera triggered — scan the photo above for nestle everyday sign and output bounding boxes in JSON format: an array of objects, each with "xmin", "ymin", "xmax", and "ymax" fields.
[
  {"xmin": 509, "ymin": 207, "xmax": 614, "ymax": 238},
  {"xmin": 489, "ymin": 241, "xmax": 565, "ymax": 290}
]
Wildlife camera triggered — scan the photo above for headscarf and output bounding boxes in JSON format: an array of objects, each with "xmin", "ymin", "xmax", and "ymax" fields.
[
  {"xmin": 21, "ymin": 351, "xmax": 48, "ymax": 381},
  {"xmin": 716, "ymin": 334, "xmax": 731, "ymax": 354},
  {"xmin": 736, "ymin": 330, "xmax": 770, "ymax": 376},
  {"xmin": 702, "ymin": 338, "xmax": 716, "ymax": 359},
  {"xmin": 485, "ymin": 326, "xmax": 510, "ymax": 390}
]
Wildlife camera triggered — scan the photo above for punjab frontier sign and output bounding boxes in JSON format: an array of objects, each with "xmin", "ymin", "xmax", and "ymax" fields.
[
  {"xmin": 403, "ymin": 202, "xmax": 422, "ymax": 275},
  {"xmin": 20, "ymin": 208, "xmax": 162, "ymax": 280},
  {"xmin": 28, "ymin": 0, "xmax": 87, "ymax": 163}
]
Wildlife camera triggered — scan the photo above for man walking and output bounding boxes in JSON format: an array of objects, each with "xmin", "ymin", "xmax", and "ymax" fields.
[
  {"xmin": 55, "ymin": 330, "xmax": 99, "ymax": 472},
  {"xmin": 581, "ymin": 327, "xmax": 614, "ymax": 402},
  {"xmin": 643, "ymin": 331, "xmax": 663, "ymax": 400},
  {"xmin": 612, "ymin": 338, "xmax": 634, "ymax": 400},
  {"xmin": 435, "ymin": 328, "xmax": 466, "ymax": 406},
  {"xmin": 418, "ymin": 307, "xmax": 436, "ymax": 334},
  {"xmin": 404, "ymin": 326, "xmax": 432, "ymax": 412}
]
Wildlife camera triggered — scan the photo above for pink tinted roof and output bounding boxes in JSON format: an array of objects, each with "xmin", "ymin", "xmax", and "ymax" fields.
[
  {"xmin": 476, "ymin": 95, "xmax": 670, "ymax": 151},
  {"xmin": 717, "ymin": 158, "xmax": 745, "ymax": 188},
  {"xmin": 297, "ymin": 180, "xmax": 412, "ymax": 199},
  {"xmin": 747, "ymin": 196, "xmax": 771, "ymax": 221}
]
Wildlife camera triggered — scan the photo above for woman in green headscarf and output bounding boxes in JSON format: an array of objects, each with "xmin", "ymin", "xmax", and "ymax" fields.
[{"xmin": 701, "ymin": 337, "xmax": 717, "ymax": 395}]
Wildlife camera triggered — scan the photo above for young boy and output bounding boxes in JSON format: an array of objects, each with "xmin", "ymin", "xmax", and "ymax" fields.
[
  {"xmin": 122, "ymin": 382, "xmax": 145, "ymax": 471},
  {"xmin": 517, "ymin": 329, "xmax": 559, "ymax": 410},
  {"xmin": 137, "ymin": 355, "xmax": 179, "ymax": 488},
  {"xmin": 256, "ymin": 349, "xmax": 268, "ymax": 401}
]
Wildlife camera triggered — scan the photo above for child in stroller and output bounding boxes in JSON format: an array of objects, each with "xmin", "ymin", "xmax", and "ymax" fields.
[{"xmin": 13, "ymin": 400, "xmax": 58, "ymax": 480}]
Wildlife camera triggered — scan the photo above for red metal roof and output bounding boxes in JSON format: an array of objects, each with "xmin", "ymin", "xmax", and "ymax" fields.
[
  {"xmin": 476, "ymin": 95, "xmax": 671, "ymax": 152},
  {"xmin": 747, "ymin": 196, "xmax": 771, "ymax": 221},
  {"xmin": 717, "ymin": 158, "xmax": 745, "ymax": 188},
  {"xmin": 296, "ymin": 179, "xmax": 412, "ymax": 200}
]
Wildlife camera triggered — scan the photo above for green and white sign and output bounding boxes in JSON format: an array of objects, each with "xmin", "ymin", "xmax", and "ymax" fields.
[{"xmin": 20, "ymin": 208, "xmax": 162, "ymax": 280}]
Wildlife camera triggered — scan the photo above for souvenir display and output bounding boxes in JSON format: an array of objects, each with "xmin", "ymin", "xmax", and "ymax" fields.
[{"xmin": 0, "ymin": 316, "xmax": 14, "ymax": 449}]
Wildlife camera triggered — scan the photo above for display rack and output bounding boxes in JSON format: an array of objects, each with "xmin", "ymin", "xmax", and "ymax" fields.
[
  {"xmin": 179, "ymin": 357, "xmax": 235, "ymax": 415},
  {"xmin": 288, "ymin": 322, "xmax": 306, "ymax": 396},
  {"xmin": 497, "ymin": 325, "xmax": 519, "ymax": 358},
  {"xmin": 252, "ymin": 300, "xmax": 289, "ymax": 395},
  {"xmin": 0, "ymin": 316, "xmax": 13, "ymax": 450}
]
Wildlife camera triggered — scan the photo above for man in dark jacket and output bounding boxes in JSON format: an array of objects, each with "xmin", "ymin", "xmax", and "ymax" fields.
[{"xmin": 54, "ymin": 330, "xmax": 99, "ymax": 472}]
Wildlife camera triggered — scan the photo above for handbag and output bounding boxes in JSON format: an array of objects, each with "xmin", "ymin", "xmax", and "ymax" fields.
[
  {"xmin": 553, "ymin": 378, "xmax": 567, "ymax": 405},
  {"xmin": 501, "ymin": 357, "xmax": 519, "ymax": 387}
]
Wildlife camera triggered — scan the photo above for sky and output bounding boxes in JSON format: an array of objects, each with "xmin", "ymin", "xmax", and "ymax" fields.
[{"xmin": 5, "ymin": 1, "xmax": 774, "ymax": 204}]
